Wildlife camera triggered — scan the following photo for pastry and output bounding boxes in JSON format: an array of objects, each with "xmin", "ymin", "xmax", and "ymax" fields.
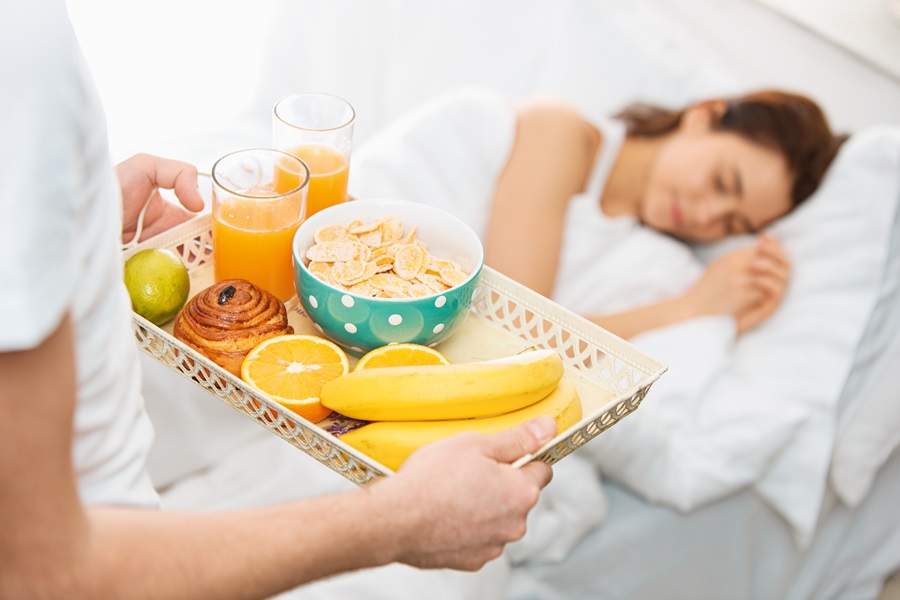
[{"xmin": 173, "ymin": 279, "xmax": 293, "ymax": 377}]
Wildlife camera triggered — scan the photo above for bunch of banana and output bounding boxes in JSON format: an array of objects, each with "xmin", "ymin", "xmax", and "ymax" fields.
[
  {"xmin": 338, "ymin": 379, "xmax": 581, "ymax": 471},
  {"xmin": 320, "ymin": 349, "xmax": 583, "ymax": 471}
]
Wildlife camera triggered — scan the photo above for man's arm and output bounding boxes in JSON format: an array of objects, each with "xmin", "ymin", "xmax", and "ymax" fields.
[{"xmin": 0, "ymin": 315, "xmax": 554, "ymax": 599}]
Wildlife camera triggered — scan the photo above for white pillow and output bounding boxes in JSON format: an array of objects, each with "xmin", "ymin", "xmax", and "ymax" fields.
[
  {"xmin": 828, "ymin": 128, "xmax": 900, "ymax": 507},
  {"xmin": 694, "ymin": 126, "xmax": 900, "ymax": 544}
]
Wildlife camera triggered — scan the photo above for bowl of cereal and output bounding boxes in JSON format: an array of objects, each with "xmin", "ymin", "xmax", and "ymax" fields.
[{"xmin": 292, "ymin": 199, "xmax": 484, "ymax": 355}]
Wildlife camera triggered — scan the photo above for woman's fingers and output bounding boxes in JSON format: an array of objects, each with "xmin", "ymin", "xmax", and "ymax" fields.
[
  {"xmin": 734, "ymin": 235, "xmax": 794, "ymax": 335},
  {"xmin": 752, "ymin": 270, "xmax": 786, "ymax": 297},
  {"xmin": 751, "ymin": 236, "xmax": 790, "ymax": 282},
  {"xmin": 755, "ymin": 235, "xmax": 790, "ymax": 265},
  {"xmin": 737, "ymin": 299, "xmax": 777, "ymax": 334}
]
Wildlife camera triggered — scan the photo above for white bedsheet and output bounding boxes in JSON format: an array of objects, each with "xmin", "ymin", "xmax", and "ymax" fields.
[{"xmin": 506, "ymin": 445, "xmax": 900, "ymax": 600}]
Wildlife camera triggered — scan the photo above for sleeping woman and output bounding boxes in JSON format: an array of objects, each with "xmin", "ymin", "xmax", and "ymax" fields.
[{"xmin": 485, "ymin": 90, "xmax": 846, "ymax": 338}]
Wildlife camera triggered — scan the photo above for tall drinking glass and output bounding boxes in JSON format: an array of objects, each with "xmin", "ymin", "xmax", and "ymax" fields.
[
  {"xmin": 273, "ymin": 92, "xmax": 355, "ymax": 218},
  {"xmin": 211, "ymin": 148, "xmax": 310, "ymax": 302}
]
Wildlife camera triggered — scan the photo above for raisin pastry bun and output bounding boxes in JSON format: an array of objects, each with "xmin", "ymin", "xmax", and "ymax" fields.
[{"xmin": 173, "ymin": 279, "xmax": 293, "ymax": 377}]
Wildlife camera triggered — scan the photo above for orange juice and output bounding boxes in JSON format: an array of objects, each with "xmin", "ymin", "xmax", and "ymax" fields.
[
  {"xmin": 212, "ymin": 196, "xmax": 302, "ymax": 302},
  {"xmin": 279, "ymin": 144, "xmax": 349, "ymax": 217}
]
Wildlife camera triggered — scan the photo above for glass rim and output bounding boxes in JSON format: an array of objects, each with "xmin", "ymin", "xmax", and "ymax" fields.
[
  {"xmin": 211, "ymin": 147, "xmax": 311, "ymax": 200},
  {"xmin": 273, "ymin": 92, "xmax": 356, "ymax": 133}
]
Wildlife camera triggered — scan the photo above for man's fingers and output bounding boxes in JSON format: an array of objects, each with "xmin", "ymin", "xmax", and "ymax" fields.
[
  {"xmin": 160, "ymin": 162, "xmax": 205, "ymax": 213},
  {"xmin": 139, "ymin": 202, "xmax": 199, "ymax": 242},
  {"xmin": 130, "ymin": 153, "xmax": 204, "ymax": 212},
  {"xmin": 519, "ymin": 459, "xmax": 554, "ymax": 490},
  {"xmin": 120, "ymin": 153, "xmax": 205, "ymax": 213},
  {"xmin": 482, "ymin": 416, "xmax": 557, "ymax": 464}
]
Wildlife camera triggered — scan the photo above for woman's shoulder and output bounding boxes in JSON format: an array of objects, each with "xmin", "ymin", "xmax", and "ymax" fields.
[
  {"xmin": 514, "ymin": 99, "xmax": 595, "ymax": 136},
  {"xmin": 512, "ymin": 99, "xmax": 601, "ymax": 182}
]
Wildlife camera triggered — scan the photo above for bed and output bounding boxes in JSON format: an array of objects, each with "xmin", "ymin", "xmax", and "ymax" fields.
[{"xmin": 141, "ymin": 1, "xmax": 900, "ymax": 598}]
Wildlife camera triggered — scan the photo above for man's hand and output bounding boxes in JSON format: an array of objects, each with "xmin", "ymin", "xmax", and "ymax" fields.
[
  {"xmin": 374, "ymin": 416, "xmax": 556, "ymax": 571},
  {"xmin": 117, "ymin": 153, "xmax": 205, "ymax": 244}
]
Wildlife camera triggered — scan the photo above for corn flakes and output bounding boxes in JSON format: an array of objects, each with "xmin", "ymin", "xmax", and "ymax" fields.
[{"xmin": 305, "ymin": 215, "xmax": 469, "ymax": 298}]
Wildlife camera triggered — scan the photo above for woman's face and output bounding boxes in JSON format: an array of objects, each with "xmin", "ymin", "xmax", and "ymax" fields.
[{"xmin": 639, "ymin": 124, "xmax": 793, "ymax": 243}]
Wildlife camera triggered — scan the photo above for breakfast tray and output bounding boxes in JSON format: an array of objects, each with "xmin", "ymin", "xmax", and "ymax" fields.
[{"xmin": 123, "ymin": 214, "xmax": 667, "ymax": 486}]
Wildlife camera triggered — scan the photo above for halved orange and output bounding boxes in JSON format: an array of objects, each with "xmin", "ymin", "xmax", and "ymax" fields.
[
  {"xmin": 241, "ymin": 334, "xmax": 350, "ymax": 423},
  {"xmin": 353, "ymin": 343, "xmax": 451, "ymax": 372}
]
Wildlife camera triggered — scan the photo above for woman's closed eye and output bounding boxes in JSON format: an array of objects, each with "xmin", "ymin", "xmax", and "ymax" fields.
[
  {"xmin": 724, "ymin": 211, "xmax": 756, "ymax": 235},
  {"xmin": 714, "ymin": 173, "xmax": 728, "ymax": 194}
]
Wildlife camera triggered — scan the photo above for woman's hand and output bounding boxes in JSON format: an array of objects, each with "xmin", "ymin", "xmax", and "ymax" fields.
[
  {"xmin": 735, "ymin": 234, "xmax": 791, "ymax": 334},
  {"xmin": 117, "ymin": 153, "xmax": 205, "ymax": 245},
  {"xmin": 685, "ymin": 234, "xmax": 791, "ymax": 333},
  {"xmin": 686, "ymin": 243, "xmax": 766, "ymax": 317}
]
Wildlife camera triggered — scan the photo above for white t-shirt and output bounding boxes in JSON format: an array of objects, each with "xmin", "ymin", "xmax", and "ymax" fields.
[{"xmin": 0, "ymin": 1, "xmax": 159, "ymax": 508}]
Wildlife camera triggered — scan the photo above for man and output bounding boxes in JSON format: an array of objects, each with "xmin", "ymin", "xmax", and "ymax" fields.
[{"xmin": 0, "ymin": 2, "xmax": 555, "ymax": 597}]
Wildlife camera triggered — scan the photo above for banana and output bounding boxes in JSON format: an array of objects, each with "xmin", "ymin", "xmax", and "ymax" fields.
[
  {"xmin": 338, "ymin": 378, "xmax": 582, "ymax": 471},
  {"xmin": 319, "ymin": 348, "xmax": 565, "ymax": 421}
]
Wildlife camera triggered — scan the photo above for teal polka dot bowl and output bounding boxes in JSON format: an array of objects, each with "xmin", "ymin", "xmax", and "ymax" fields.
[{"xmin": 292, "ymin": 199, "xmax": 484, "ymax": 356}]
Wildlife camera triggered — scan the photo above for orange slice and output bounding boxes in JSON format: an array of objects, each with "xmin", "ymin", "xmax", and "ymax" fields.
[
  {"xmin": 241, "ymin": 334, "xmax": 350, "ymax": 423},
  {"xmin": 353, "ymin": 343, "xmax": 451, "ymax": 372}
]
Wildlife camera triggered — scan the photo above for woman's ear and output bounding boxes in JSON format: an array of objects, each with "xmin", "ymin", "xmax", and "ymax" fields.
[{"xmin": 680, "ymin": 100, "xmax": 727, "ymax": 132}]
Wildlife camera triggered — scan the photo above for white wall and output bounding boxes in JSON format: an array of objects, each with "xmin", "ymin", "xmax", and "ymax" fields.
[
  {"xmin": 66, "ymin": 0, "xmax": 278, "ymax": 162},
  {"xmin": 68, "ymin": 0, "xmax": 900, "ymax": 166},
  {"xmin": 659, "ymin": 0, "xmax": 900, "ymax": 133}
]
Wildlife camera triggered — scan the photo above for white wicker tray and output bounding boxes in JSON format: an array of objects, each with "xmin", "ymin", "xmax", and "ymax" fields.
[{"xmin": 124, "ymin": 214, "xmax": 667, "ymax": 486}]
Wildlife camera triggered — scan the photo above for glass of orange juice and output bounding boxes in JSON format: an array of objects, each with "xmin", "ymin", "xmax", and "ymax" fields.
[
  {"xmin": 273, "ymin": 93, "xmax": 355, "ymax": 218},
  {"xmin": 211, "ymin": 148, "xmax": 310, "ymax": 302}
]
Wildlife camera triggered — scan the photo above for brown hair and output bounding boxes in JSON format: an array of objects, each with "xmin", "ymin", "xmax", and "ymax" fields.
[{"xmin": 614, "ymin": 90, "xmax": 848, "ymax": 207}]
